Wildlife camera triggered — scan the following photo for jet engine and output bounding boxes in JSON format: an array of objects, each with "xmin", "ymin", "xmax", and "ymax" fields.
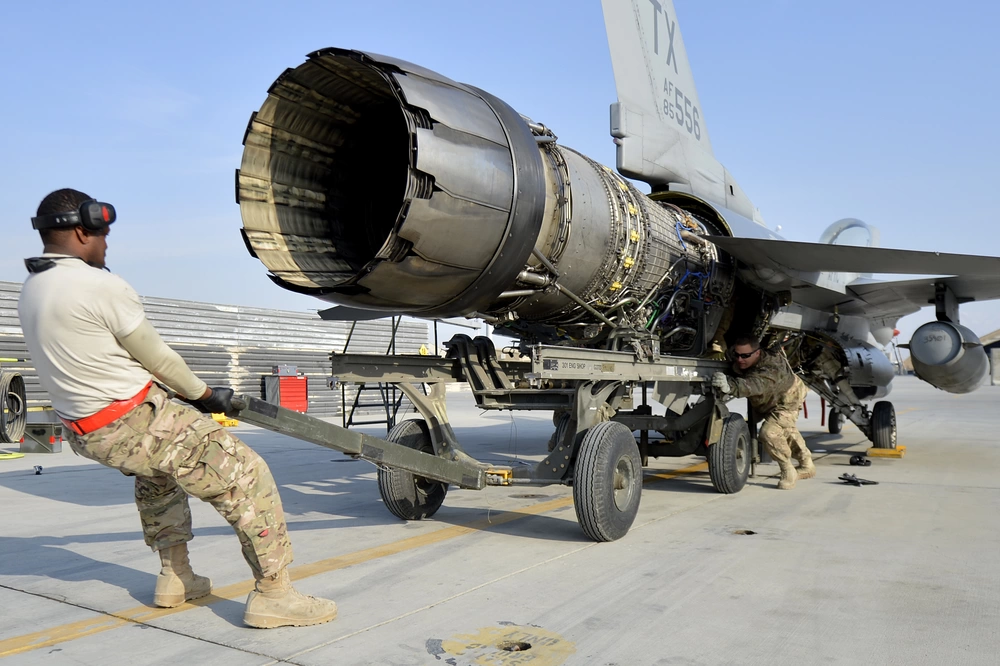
[
  {"xmin": 908, "ymin": 321, "xmax": 989, "ymax": 393},
  {"xmin": 237, "ymin": 49, "xmax": 734, "ymax": 355}
]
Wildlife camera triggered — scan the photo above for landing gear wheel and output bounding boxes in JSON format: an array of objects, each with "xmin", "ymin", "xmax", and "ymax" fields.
[
  {"xmin": 573, "ymin": 421, "xmax": 642, "ymax": 542},
  {"xmin": 828, "ymin": 408, "xmax": 844, "ymax": 435},
  {"xmin": 708, "ymin": 414, "xmax": 750, "ymax": 494},
  {"xmin": 377, "ymin": 420, "xmax": 448, "ymax": 520},
  {"xmin": 547, "ymin": 412, "xmax": 572, "ymax": 452},
  {"xmin": 870, "ymin": 401, "xmax": 896, "ymax": 449}
]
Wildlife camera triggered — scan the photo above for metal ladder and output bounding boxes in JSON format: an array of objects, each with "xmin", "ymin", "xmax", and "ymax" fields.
[{"xmin": 339, "ymin": 317, "xmax": 412, "ymax": 433}]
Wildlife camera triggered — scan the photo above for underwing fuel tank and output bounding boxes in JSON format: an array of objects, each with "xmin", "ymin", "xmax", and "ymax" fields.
[
  {"xmin": 237, "ymin": 49, "xmax": 732, "ymax": 351},
  {"xmin": 908, "ymin": 321, "xmax": 989, "ymax": 393}
]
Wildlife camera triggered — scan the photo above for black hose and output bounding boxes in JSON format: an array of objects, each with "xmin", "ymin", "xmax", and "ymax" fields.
[{"xmin": 0, "ymin": 372, "xmax": 27, "ymax": 443}]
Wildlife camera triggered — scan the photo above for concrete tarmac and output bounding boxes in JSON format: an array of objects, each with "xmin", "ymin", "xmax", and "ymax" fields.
[{"xmin": 1, "ymin": 376, "xmax": 998, "ymax": 665}]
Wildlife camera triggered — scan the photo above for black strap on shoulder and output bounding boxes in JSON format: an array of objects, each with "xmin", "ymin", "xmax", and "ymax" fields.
[
  {"xmin": 24, "ymin": 257, "xmax": 57, "ymax": 273},
  {"xmin": 24, "ymin": 256, "xmax": 108, "ymax": 273}
]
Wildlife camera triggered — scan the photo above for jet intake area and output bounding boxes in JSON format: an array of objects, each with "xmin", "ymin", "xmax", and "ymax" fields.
[{"xmin": 237, "ymin": 49, "xmax": 734, "ymax": 354}]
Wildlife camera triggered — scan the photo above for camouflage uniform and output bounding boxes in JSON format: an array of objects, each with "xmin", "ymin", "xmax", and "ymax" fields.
[
  {"xmin": 729, "ymin": 350, "xmax": 810, "ymax": 466},
  {"xmin": 67, "ymin": 384, "xmax": 293, "ymax": 579}
]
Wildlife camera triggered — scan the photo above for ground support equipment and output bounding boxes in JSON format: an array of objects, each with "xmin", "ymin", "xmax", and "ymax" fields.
[{"xmin": 227, "ymin": 335, "xmax": 743, "ymax": 542}]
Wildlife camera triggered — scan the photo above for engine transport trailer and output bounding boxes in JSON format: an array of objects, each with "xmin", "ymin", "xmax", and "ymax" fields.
[{"xmin": 225, "ymin": 334, "xmax": 755, "ymax": 543}]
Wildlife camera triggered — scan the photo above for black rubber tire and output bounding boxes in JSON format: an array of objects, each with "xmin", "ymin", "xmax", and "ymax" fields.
[
  {"xmin": 828, "ymin": 408, "xmax": 844, "ymax": 435},
  {"xmin": 547, "ymin": 412, "xmax": 572, "ymax": 452},
  {"xmin": 0, "ymin": 372, "xmax": 27, "ymax": 444},
  {"xmin": 708, "ymin": 413, "xmax": 750, "ymax": 494},
  {"xmin": 870, "ymin": 401, "xmax": 896, "ymax": 449},
  {"xmin": 573, "ymin": 421, "xmax": 643, "ymax": 542},
  {"xmin": 377, "ymin": 420, "xmax": 448, "ymax": 520}
]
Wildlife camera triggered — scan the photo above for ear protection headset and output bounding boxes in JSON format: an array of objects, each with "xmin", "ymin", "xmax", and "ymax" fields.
[{"xmin": 31, "ymin": 199, "xmax": 116, "ymax": 233}]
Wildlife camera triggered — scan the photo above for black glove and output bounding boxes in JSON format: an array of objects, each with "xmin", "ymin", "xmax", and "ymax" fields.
[{"xmin": 194, "ymin": 387, "xmax": 235, "ymax": 414}]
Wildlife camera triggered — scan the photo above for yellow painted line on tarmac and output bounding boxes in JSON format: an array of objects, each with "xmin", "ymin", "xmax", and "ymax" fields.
[
  {"xmin": 645, "ymin": 461, "xmax": 709, "ymax": 482},
  {"xmin": 0, "ymin": 460, "xmax": 707, "ymax": 657}
]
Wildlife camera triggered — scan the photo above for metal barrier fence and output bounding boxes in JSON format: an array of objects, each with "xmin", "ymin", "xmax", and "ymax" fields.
[{"xmin": 0, "ymin": 281, "xmax": 426, "ymax": 418}]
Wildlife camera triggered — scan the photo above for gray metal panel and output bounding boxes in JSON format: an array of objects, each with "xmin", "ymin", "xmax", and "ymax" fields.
[
  {"xmin": 356, "ymin": 257, "xmax": 480, "ymax": 308},
  {"xmin": 394, "ymin": 73, "xmax": 508, "ymax": 146},
  {"xmin": 0, "ymin": 281, "xmax": 427, "ymax": 418},
  {"xmin": 413, "ymin": 125, "xmax": 513, "ymax": 210},
  {"xmin": 357, "ymin": 50, "xmax": 463, "ymax": 88},
  {"xmin": 400, "ymin": 192, "xmax": 510, "ymax": 270}
]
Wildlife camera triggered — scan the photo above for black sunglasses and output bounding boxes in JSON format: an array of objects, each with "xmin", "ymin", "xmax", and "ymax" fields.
[{"xmin": 733, "ymin": 350, "xmax": 758, "ymax": 359}]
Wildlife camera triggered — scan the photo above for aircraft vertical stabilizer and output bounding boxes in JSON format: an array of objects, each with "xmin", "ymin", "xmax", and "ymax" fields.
[{"xmin": 602, "ymin": 0, "xmax": 760, "ymax": 222}]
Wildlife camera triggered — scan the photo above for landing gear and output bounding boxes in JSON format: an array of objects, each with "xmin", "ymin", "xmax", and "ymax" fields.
[
  {"xmin": 573, "ymin": 421, "xmax": 643, "ymax": 542},
  {"xmin": 378, "ymin": 420, "xmax": 448, "ymax": 520},
  {"xmin": 870, "ymin": 401, "xmax": 897, "ymax": 449},
  {"xmin": 708, "ymin": 414, "xmax": 750, "ymax": 494},
  {"xmin": 828, "ymin": 408, "xmax": 844, "ymax": 435}
]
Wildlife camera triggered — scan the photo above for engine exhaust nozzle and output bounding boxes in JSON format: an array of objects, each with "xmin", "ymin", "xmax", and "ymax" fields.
[{"xmin": 237, "ymin": 48, "xmax": 545, "ymax": 316}]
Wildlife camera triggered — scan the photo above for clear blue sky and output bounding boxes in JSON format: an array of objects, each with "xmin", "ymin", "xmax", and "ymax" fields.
[{"xmin": 3, "ymin": 0, "xmax": 999, "ymax": 345}]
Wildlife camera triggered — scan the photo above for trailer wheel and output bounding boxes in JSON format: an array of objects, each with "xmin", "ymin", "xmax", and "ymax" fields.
[
  {"xmin": 870, "ymin": 401, "xmax": 896, "ymax": 449},
  {"xmin": 828, "ymin": 408, "xmax": 844, "ymax": 435},
  {"xmin": 378, "ymin": 420, "xmax": 448, "ymax": 520},
  {"xmin": 573, "ymin": 421, "xmax": 642, "ymax": 542},
  {"xmin": 708, "ymin": 414, "xmax": 750, "ymax": 494}
]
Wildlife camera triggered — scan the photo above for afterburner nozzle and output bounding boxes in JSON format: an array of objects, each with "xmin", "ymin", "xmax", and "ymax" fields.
[{"xmin": 237, "ymin": 49, "xmax": 545, "ymax": 317}]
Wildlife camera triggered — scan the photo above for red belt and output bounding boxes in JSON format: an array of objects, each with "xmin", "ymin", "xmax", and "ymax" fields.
[{"xmin": 61, "ymin": 382, "xmax": 152, "ymax": 436}]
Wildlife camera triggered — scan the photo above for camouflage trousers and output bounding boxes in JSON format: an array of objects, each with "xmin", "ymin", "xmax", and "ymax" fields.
[
  {"xmin": 67, "ymin": 384, "xmax": 293, "ymax": 578},
  {"xmin": 758, "ymin": 382, "xmax": 811, "ymax": 465}
]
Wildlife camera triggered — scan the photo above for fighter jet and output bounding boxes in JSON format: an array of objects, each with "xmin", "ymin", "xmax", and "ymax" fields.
[{"xmin": 235, "ymin": 0, "xmax": 1000, "ymax": 457}]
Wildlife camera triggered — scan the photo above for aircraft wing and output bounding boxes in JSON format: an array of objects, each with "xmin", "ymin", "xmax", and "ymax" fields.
[
  {"xmin": 703, "ymin": 236, "xmax": 1000, "ymax": 318},
  {"xmin": 318, "ymin": 306, "xmax": 392, "ymax": 321},
  {"xmin": 845, "ymin": 275, "xmax": 1000, "ymax": 318},
  {"xmin": 706, "ymin": 236, "xmax": 1000, "ymax": 276},
  {"xmin": 318, "ymin": 306, "xmax": 483, "ymax": 329}
]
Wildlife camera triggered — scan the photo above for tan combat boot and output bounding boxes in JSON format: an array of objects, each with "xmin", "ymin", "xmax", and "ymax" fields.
[
  {"xmin": 153, "ymin": 543, "xmax": 212, "ymax": 607},
  {"xmin": 777, "ymin": 461, "xmax": 798, "ymax": 490},
  {"xmin": 244, "ymin": 569, "xmax": 338, "ymax": 629},
  {"xmin": 796, "ymin": 454, "xmax": 816, "ymax": 480}
]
